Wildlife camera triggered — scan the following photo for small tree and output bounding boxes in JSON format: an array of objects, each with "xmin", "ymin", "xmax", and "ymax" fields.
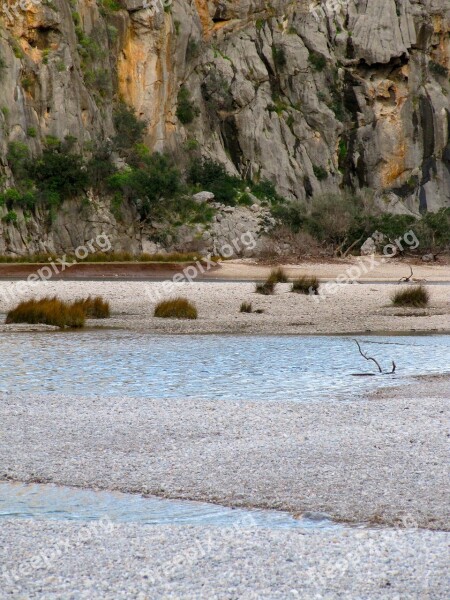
[{"xmin": 113, "ymin": 102, "xmax": 147, "ymax": 152}]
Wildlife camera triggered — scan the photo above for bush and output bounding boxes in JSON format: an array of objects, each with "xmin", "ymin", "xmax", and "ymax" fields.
[
  {"xmin": 313, "ymin": 165, "xmax": 328, "ymax": 181},
  {"xmin": 29, "ymin": 142, "xmax": 88, "ymax": 203},
  {"xmin": 6, "ymin": 297, "xmax": 85, "ymax": 328},
  {"xmin": 309, "ymin": 51, "xmax": 326, "ymax": 72},
  {"xmin": 72, "ymin": 296, "xmax": 110, "ymax": 318},
  {"xmin": 154, "ymin": 297, "xmax": 198, "ymax": 319},
  {"xmin": 291, "ymin": 276, "xmax": 320, "ymax": 295},
  {"xmin": 251, "ymin": 178, "xmax": 284, "ymax": 203},
  {"xmin": 176, "ymin": 86, "xmax": 199, "ymax": 125},
  {"xmin": 416, "ymin": 208, "xmax": 450, "ymax": 251},
  {"xmin": 7, "ymin": 141, "xmax": 29, "ymax": 178},
  {"xmin": 2, "ymin": 210, "xmax": 18, "ymax": 224},
  {"xmin": 255, "ymin": 281, "xmax": 275, "ymax": 295},
  {"xmin": 113, "ymin": 103, "xmax": 147, "ymax": 152},
  {"xmin": 188, "ymin": 157, "xmax": 241, "ymax": 205},
  {"xmin": 8, "ymin": 189, "xmax": 36, "ymax": 210},
  {"xmin": 429, "ymin": 61, "xmax": 448, "ymax": 77},
  {"xmin": 86, "ymin": 146, "xmax": 116, "ymax": 188},
  {"xmin": 0, "ymin": 55, "xmax": 6, "ymax": 79},
  {"xmin": 272, "ymin": 45, "xmax": 286, "ymax": 69},
  {"xmin": 268, "ymin": 267, "xmax": 288, "ymax": 283},
  {"xmin": 240, "ymin": 301, "xmax": 253, "ymax": 313},
  {"xmin": 391, "ymin": 285, "xmax": 429, "ymax": 308},
  {"xmin": 109, "ymin": 151, "xmax": 182, "ymax": 218}
]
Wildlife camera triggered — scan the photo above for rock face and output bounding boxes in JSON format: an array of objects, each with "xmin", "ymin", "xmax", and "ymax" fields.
[{"xmin": 0, "ymin": 0, "xmax": 449, "ymax": 255}]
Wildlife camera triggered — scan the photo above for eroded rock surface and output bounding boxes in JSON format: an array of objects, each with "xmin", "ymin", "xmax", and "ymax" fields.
[{"xmin": 0, "ymin": 0, "xmax": 449, "ymax": 255}]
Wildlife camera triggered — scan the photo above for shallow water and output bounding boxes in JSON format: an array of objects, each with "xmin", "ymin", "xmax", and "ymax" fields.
[
  {"xmin": 0, "ymin": 482, "xmax": 338, "ymax": 530},
  {"xmin": 0, "ymin": 331, "xmax": 448, "ymax": 401}
]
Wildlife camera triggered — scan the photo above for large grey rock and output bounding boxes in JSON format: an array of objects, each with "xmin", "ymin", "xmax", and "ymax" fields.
[{"xmin": 193, "ymin": 191, "xmax": 215, "ymax": 203}]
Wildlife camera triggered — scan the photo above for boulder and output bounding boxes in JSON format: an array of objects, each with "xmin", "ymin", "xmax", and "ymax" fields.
[{"xmin": 193, "ymin": 191, "xmax": 215, "ymax": 203}]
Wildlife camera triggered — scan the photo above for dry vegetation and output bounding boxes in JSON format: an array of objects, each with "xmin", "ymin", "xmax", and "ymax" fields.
[
  {"xmin": 6, "ymin": 298, "xmax": 86, "ymax": 328},
  {"xmin": 240, "ymin": 302, "xmax": 253, "ymax": 313},
  {"xmin": 391, "ymin": 285, "xmax": 429, "ymax": 308},
  {"xmin": 0, "ymin": 252, "xmax": 206, "ymax": 264},
  {"xmin": 268, "ymin": 267, "xmax": 289, "ymax": 284},
  {"xmin": 72, "ymin": 296, "xmax": 110, "ymax": 318},
  {"xmin": 5, "ymin": 295, "xmax": 111, "ymax": 328},
  {"xmin": 291, "ymin": 276, "xmax": 320, "ymax": 295},
  {"xmin": 154, "ymin": 297, "xmax": 198, "ymax": 319},
  {"xmin": 255, "ymin": 281, "xmax": 275, "ymax": 295}
]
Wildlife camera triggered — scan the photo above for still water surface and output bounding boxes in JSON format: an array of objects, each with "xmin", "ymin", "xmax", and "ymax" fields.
[
  {"xmin": 0, "ymin": 482, "xmax": 340, "ymax": 529},
  {"xmin": 0, "ymin": 331, "xmax": 447, "ymax": 401}
]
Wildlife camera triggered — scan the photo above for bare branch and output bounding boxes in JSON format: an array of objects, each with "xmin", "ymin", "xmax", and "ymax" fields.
[
  {"xmin": 353, "ymin": 339, "xmax": 383, "ymax": 373},
  {"xmin": 398, "ymin": 265, "xmax": 413, "ymax": 283},
  {"xmin": 342, "ymin": 235, "xmax": 365, "ymax": 259}
]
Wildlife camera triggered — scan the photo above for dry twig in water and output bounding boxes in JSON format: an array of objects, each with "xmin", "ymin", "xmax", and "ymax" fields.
[{"xmin": 353, "ymin": 339, "xmax": 396, "ymax": 375}]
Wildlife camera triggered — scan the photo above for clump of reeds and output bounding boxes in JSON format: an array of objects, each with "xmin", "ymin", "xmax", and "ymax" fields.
[
  {"xmin": 154, "ymin": 297, "xmax": 198, "ymax": 319},
  {"xmin": 72, "ymin": 296, "xmax": 110, "ymax": 318},
  {"xmin": 291, "ymin": 276, "xmax": 320, "ymax": 295},
  {"xmin": 6, "ymin": 297, "xmax": 85, "ymax": 328},
  {"xmin": 255, "ymin": 281, "xmax": 275, "ymax": 295},
  {"xmin": 240, "ymin": 301, "xmax": 253, "ymax": 313},
  {"xmin": 268, "ymin": 267, "xmax": 289, "ymax": 284},
  {"xmin": 391, "ymin": 285, "xmax": 429, "ymax": 308}
]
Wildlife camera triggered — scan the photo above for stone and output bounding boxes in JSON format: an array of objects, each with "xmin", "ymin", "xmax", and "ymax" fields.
[
  {"xmin": 193, "ymin": 191, "xmax": 215, "ymax": 203},
  {"xmin": 360, "ymin": 237, "xmax": 377, "ymax": 256},
  {"xmin": 422, "ymin": 253, "xmax": 435, "ymax": 262}
]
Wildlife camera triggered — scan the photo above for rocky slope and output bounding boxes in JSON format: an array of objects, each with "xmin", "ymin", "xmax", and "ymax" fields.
[{"xmin": 0, "ymin": 0, "xmax": 449, "ymax": 255}]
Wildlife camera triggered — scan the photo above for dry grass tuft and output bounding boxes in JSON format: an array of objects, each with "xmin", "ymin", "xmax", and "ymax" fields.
[
  {"xmin": 154, "ymin": 297, "xmax": 198, "ymax": 319},
  {"xmin": 6, "ymin": 297, "xmax": 85, "ymax": 328},
  {"xmin": 391, "ymin": 285, "xmax": 429, "ymax": 308},
  {"xmin": 73, "ymin": 296, "xmax": 110, "ymax": 319},
  {"xmin": 240, "ymin": 301, "xmax": 253, "ymax": 313},
  {"xmin": 255, "ymin": 281, "xmax": 275, "ymax": 295},
  {"xmin": 291, "ymin": 276, "xmax": 320, "ymax": 295},
  {"xmin": 268, "ymin": 267, "xmax": 289, "ymax": 284}
]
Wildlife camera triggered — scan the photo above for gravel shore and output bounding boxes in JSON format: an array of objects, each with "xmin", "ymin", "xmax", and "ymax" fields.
[
  {"xmin": 1, "ymin": 264, "xmax": 448, "ymax": 598},
  {"xmin": 1, "ymin": 520, "xmax": 448, "ymax": 599},
  {"xmin": 1, "ymin": 378, "xmax": 448, "ymax": 531},
  {"xmin": 0, "ymin": 279, "xmax": 449, "ymax": 335}
]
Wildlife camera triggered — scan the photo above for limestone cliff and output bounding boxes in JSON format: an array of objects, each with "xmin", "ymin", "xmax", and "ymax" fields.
[{"xmin": 0, "ymin": 0, "xmax": 449, "ymax": 255}]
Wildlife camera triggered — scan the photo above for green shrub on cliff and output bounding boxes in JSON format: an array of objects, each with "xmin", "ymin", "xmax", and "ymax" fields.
[
  {"xmin": 188, "ymin": 157, "xmax": 241, "ymax": 204},
  {"xmin": 29, "ymin": 143, "xmax": 88, "ymax": 203},
  {"xmin": 109, "ymin": 150, "xmax": 182, "ymax": 218},
  {"xmin": 176, "ymin": 86, "xmax": 200, "ymax": 124},
  {"xmin": 113, "ymin": 102, "xmax": 147, "ymax": 152}
]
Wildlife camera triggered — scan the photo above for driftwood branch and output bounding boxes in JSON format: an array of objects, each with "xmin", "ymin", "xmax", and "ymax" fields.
[
  {"xmin": 398, "ymin": 265, "xmax": 413, "ymax": 283},
  {"xmin": 353, "ymin": 340, "xmax": 397, "ymax": 375},
  {"xmin": 353, "ymin": 339, "xmax": 383, "ymax": 373}
]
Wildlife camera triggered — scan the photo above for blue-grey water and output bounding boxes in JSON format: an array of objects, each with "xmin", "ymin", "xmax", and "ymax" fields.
[
  {"xmin": 0, "ymin": 331, "xmax": 448, "ymax": 401},
  {"xmin": 0, "ymin": 482, "xmax": 339, "ymax": 530}
]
